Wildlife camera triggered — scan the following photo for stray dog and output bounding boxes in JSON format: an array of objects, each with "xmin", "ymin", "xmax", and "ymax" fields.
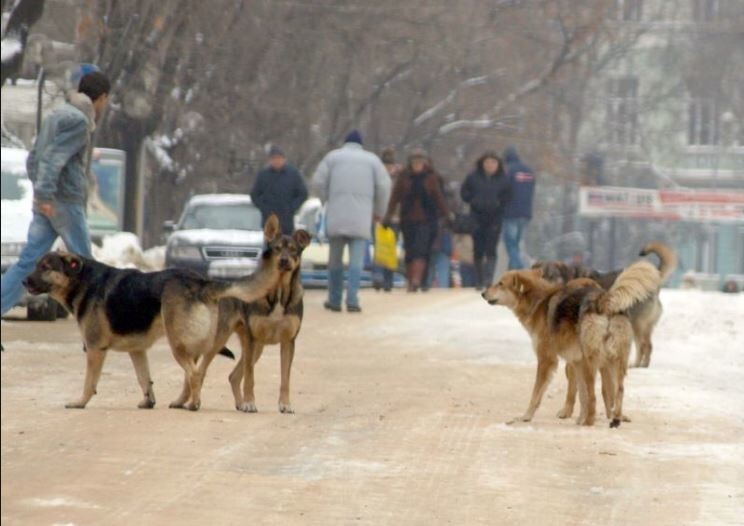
[
  {"xmin": 482, "ymin": 260, "xmax": 661, "ymax": 427},
  {"xmin": 532, "ymin": 242, "xmax": 677, "ymax": 367},
  {"xmin": 161, "ymin": 215, "xmax": 310, "ymax": 412},
  {"xmin": 23, "ymin": 244, "xmax": 280, "ymax": 409}
]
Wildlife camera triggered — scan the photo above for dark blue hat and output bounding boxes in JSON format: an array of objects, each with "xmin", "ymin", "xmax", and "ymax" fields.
[
  {"xmin": 344, "ymin": 129, "xmax": 363, "ymax": 145},
  {"xmin": 268, "ymin": 144, "xmax": 285, "ymax": 157}
]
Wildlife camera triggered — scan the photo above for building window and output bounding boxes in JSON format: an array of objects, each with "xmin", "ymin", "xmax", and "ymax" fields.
[
  {"xmin": 688, "ymin": 98, "xmax": 719, "ymax": 146},
  {"xmin": 606, "ymin": 76, "xmax": 639, "ymax": 146},
  {"xmin": 613, "ymin": 0, "xmax": 643, "ymax": 21}
]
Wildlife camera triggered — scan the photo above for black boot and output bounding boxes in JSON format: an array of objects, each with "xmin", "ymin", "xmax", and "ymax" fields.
[
  {"xmin": 474, "ymin": 259, "xmax": 484, "ymax": 290},
  {"xmin": 484, "ymin": 257, "xmax": 497, "ymax": 288}
]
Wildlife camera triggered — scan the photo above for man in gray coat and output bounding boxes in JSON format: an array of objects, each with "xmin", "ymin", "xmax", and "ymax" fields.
[{"xmin": 312, "ymin": 130, "xmax": 391, "ymax": 313}]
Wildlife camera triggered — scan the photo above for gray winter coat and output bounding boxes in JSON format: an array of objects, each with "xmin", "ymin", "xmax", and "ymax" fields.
[
  {"xmin": 26, "ymin": 92, "xmax": 95, "ymax": 204},
  {"xmin": 312, "ymin": 143, "xmax": 391, "ymax": 240}
]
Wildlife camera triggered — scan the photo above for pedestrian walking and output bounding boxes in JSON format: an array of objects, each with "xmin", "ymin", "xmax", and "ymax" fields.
[
  {"xmin": 372, "ymin": 148, "xmax": 400, "ymax": 292},
  {"xmin": 460, "ymin": 150, "xmax": 511, "ymax": 289},
  {"xmin": 502, "ymin": 146, "xmax": 536, "ymax": 269},
  {"xmin": 1, "ymin": 71, "xmax": 111, "ymax": 317},
  {"xmin": 312, "ymin": 130, "xmax": 391, "ymax": 313},
  {"xmin": 383, "ymin": 149, "xmax": 449, "ymax": 292},
  {"xmin": 250, "ymin": 145, "xmax": 308, "ymax": 235}
]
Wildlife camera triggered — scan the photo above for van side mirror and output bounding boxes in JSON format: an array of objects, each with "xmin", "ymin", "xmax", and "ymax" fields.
[{"xmin": 162, "ymin": 220, "xmax": 176, "ymax": 233}]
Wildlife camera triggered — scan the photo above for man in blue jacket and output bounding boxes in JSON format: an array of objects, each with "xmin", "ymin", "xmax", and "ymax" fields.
[
  {"xmin": 250, "ymin": 145, "xmax": 308, "ymax": 235},
  {"xmin": 502, "ymin": 146, "xmax": 536, "ymax": 270},
  {"xmin": 1, "ymin": 71, "xmax": 110, "ymax": 317}
]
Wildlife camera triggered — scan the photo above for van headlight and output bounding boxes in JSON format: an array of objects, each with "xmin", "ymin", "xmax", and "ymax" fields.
[{"xmin": 169, "ymin": 246, "xmax": 202, "ymax": 260}]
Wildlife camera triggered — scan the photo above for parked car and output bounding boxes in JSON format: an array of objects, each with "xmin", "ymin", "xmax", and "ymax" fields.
[
  {"xmin": 164, "ymin": 194, "xmax": 265, "ymax": 279},
  {"xmin": 1, "ymin": 146, "xmax": 64, "ymax": 320}
]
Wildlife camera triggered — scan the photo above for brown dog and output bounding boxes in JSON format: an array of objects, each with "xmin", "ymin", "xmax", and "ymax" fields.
[
  {"xmin": 532, "ymin": 242, "xmax": 677, "ymax": 368},
  {"xmin": 482, "ymin": 260, "xmax": 660, "ymax": 427},
  {"xmin": 161, "ymin": 215, "xmax": 310, "ymax": 412}
]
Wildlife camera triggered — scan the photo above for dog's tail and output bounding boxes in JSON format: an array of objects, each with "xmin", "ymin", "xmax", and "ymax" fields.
[
  {"xmin": 639, "ymin": 242, "xmax": 677, "ymax": 283},
  {"xmin": 599, "ymin": 260, "xmax": 661, "ymax": 315},
  {"xmin": 218, "ymin": 347, "xmax": 235, "ymax": 360},
  {"xmin": 200, "ymin": 265, "xmax": 278, "ymax": 304}
]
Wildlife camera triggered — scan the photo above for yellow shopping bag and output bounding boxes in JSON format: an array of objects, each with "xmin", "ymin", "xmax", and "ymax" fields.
[{"xmin": 374, "ymin": 224, "xmax": 398, "ymax": 271}]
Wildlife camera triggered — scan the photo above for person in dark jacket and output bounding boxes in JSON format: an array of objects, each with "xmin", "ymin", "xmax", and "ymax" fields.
[
  {"xmin": 460, "ymin": 151, "xmax": 511, "ymax": 289},
  {"xmin": 250, "ymin": 145, "xmax": 308, "ymax": 235},
  {"xmin": 383, "ymin": 149, "xmax": 449, "ymax": 292},
  {"xmin": 502, "ymin": 146, "xmax": 535, "ymax": 269}
]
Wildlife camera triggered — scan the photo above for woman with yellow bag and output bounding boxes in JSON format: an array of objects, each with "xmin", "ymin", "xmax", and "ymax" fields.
[{"xmin": 372, "ymin": 149, "xmax": 400, "ymax": 291}]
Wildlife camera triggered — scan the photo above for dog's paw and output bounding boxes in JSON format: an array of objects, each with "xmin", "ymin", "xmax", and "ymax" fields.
[
  {"xmin": 138, "ymin": 398, "xmax": 155, "ymax": 409},
  {"xmin": 237, "ymin": 402, "xmax": 257, "ymax": 413},
  {"xmin": 576, "ymin": 415, "xmax": 595, "ymax": 426},
  {"xmin": 185, "ymin": 402, "xmax": 200, "ymax": 412},
  {"xmin": 556, "ymin": 407, "xmax": 573, "ymax": 419},
  {"xmin": 278, "ymin": 403, "xmax": 294, "ymax": 414},
  {"xmin": 609, "ymin": 418, "xmax": 622, "ymax": 428},
  {"xmin": 506, "ymin": 415, "xmax": 531, "ymax": 425},
  {"xmin": 621, "ymin": 414, "xmax": 631, "ymax": 423},
  {"xmin": 65, "ymin": 401, "xmax": 86, "ymax": 409},
  {"xmin": 168, "ymin": 401, "xmax": 185, "ymax": 409}
]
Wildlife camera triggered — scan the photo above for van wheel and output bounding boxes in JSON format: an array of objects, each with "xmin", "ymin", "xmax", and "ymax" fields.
[{"xmin": 27, "ymin": 299, "xmax": 58, "ymax": 321}]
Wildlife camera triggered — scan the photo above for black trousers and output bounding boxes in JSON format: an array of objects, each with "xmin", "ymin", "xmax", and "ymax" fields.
[{"xmin": 472, "ymin": 222, "xmax": 501, "ymax": 261}]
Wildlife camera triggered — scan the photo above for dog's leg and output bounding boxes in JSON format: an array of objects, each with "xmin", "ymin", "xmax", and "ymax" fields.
[
  {"xmin": 238, "ymin": 341, "xmax": 263, "ymax": 413},
  {"xmin": 575, "ymin": 359, "xmax": 597, "ymax": 426},
  {"xmin": 185, "ymin": 352, "xmax": 218, "ymax": 412},
  {"xmin": 129, "ymin": 351, "xmax": 156, "ymax": 409},
  {"xmin": 511, "ymin": 353, "xmax": 557, "ymax": 423},
  {"xmin": 66, "ymin": 348, "xmax": 107, "ymax": 408},
  {"xmin": 169, "ymin": 349, "xmax": 198, "ymax": 409},
  {"xmin": 278, "ymin": 339, "xmax": 296, "ymax": 414},
  {"xmin": 557, "ymin": 363, "xmax": 576, "ymax": 419},
  {"xmin": 639, "ymin": 331, "xmax": 653, "ymax": 368},
  {"xmin": 169, "ymin": 369, "xmax": 192, "ymax": 409},
  {"xmin": 600, "ymin": 366, "xmax": 615, "ymax": 420}
]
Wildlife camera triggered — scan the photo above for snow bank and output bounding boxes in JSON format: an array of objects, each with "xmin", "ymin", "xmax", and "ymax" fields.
[
  {"xmin": 1, "ymin": 180, "xmax": 33, "ymax": 244},
  {"xmin": 1, "ymin": 36, "xmax": 22, "ymax": 63},
  {"xmin": 93, "ymin": 233, "xmax": 165, "ymax": 271}
]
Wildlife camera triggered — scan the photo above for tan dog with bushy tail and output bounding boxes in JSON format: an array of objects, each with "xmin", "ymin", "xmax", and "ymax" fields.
[{"xmin": 482, "ymin": 260, "xmax": 660, "ymax": 427}]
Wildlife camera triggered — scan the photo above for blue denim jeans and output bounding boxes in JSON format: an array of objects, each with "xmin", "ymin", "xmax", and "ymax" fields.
[
  {"xmin": 1, "ymin": 202, "xmax": 92, "ymax": 315},
  {"xmin": 426, "ymin": 252, "xmax": 451, "ymax": 288},
  {"xmin": 502, "ymin": 217, "xmax": 528, "ymax": 270},
  {"xmin": 327, "ymin": 236, "xmax": 367, "ymax": 308}
]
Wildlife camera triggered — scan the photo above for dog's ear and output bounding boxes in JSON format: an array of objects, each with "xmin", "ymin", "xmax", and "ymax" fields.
[
  {"xmin": 264, "ymin": 214, "xmax": 281, "ymax": 242},
  {"xmin": 293, "ymin": 229, "xmax": 311, "ymax": 250},
  {"xmin": 510, "ymin": 273, "xmax": 532, "ymax": 296},
  {"xmin": 531, "ymin": 267, "xmax": 543, "ymax": 279},
  {"xmin": 61, "ymin": 253, "xmax": 83, "ymax": 274}
]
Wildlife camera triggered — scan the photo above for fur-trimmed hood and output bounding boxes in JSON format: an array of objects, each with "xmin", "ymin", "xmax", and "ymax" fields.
[{"xmin": 66, "ymin": 91, "xmax": 96, "ymax": 133}]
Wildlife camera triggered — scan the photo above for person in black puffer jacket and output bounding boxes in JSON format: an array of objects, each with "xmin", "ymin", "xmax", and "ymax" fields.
[
  {"xmin": 460, "ymin": 151, "xmax": 511, "ymax": 289},
  {"xmin": 250, "ymin": 145, "xmax": 308, "ymax": 235}
]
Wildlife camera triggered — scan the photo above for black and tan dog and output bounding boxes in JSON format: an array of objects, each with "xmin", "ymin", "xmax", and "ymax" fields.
[
  {"xmin": 161, "ymin": 216, "xmax": 310, "ymax": 413},
  {"xmin": 22, "ymin": 223, "xmax": 282, "ymax": 409},
  {"xmin": 532, "ymin": 242, "xmax": 677, "ymax": 368},
  {"xmin": 482, "ymin": 260, "xmax": 661, "ymax": 427}
]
